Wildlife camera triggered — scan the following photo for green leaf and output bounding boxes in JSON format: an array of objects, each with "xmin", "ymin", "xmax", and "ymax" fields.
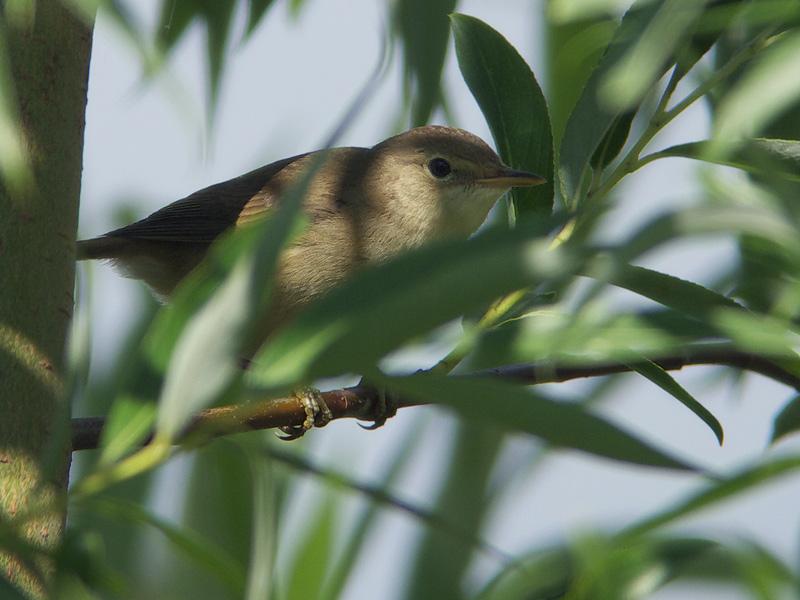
[
  {"xmin": 243, "ymin": 443, "xmax": 279, "ymax": 600},
  {"xmin": 157, "ymin": 0, "xmax": 236, "ymax": 115},
  {"xmin": 98, "ymin": 396, "xmax": 156, "ymax": 465},
  {"xmin": 465, "ymin": 310, "xmax": 692, "ymax": 373},
  {"xmin": 246, "ymin": 0, "xmax": 278, "ymax": 36},
  {"xmin": 712, "ymin": 308, "xmax": 800, "ymax": 356},
  {"xmin": 381, "ymin": 372, "xmax": 699, "ymax": 472},
  {"xmin": 588, "ymin": 260, "xmax": 744, "ymax": 323},
  {"xmin": 621, "ymin": 455, "xmax": 800, "ymax": 538},
  {"xmin": 88, "ymin": 496, "xmax": 246, "ymax": 595},
  {"xmin": 559, "ymin": 0, "xmax": 662, "ymax": 205},
  {"xmin": 284, "ymin": 495, "xmax": 336, "ymax": 600},
  {"xmin": 599, "ymin": 0, "xmax": 706, "ymax": 111},
  {"xmin": 771, "ymin": 394, "xmax": 800, "ymax": 443},
  {"xmin": 156, "ymin": 162, "xmax": 314, "ymax": 438},
  {"xmin": 248, "ymin": 220, "xmax": 567, "ymax": 392},
  {"xmin": 642, "ymin": 138, "xmax": 800, "ymax": 182},
  {"xmin": 395, "ymin": 0, "xmax": 457, "ymax": 126},
  {"xmin": 712, "ymin": 30, "xmax": 800, "ymax": 155},
  {"xmin": 589, "ymin": 109, "xmax": 635, "ymax": 169},
  {"xmin": 452, "ymin": 13, "xmax": 554, "ymax": 219},
  {"xmin": 321, "ymin": 418, "xmax": 427, "ymax": 600},
  {"xmin": 265, "ymin": 444, "xmax": 508, "ymax": 565},
  {"xmin": 404, "ymin": 423, "xmax": 504, "ymax": 600},
  {"xmin": 628, "ymin": 359, "xmax": 724, "ymax": 445},
  {"xmin": 545, "ymin": 10, "xmax": 617, "ymax": 144}
]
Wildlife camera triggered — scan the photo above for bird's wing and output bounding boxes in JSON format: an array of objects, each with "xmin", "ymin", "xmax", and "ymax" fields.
[{"xmin": 105, "ymin": 152, "xmax": 310, "ymax": 244}]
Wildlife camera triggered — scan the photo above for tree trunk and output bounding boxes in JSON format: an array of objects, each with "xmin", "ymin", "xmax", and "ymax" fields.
[{"xmin": 0, "ymin": 2, "xmax": 92, "ymax": 595}]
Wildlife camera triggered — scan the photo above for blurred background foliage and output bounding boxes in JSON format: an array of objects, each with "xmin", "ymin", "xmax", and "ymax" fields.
[{"xmin": 4, "ymin": 0, "xmax": 800, "ymax": 598}]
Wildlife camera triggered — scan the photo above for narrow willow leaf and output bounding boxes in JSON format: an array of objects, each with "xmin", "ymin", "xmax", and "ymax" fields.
[
  {"xmin": 404, "ymin": 424, "xmax": 504, "ymax": 600},
  {"xmin": 559, "ymin": 0, "xmax": 662, "ymax": 205},
  {"xmin": 452, "ymin": 13, "xmax": 554, "ymax": 219},
  {"xmin": 588, "ymin": 260, "xmax": 743, "ymax": 322},
  {"xmin": 642, "ymin": 138, "xmax": 800, "ymax": 182},
  {"xmin": 712, "ymin": 30, "xmax": 800, "ymax": 155},
  {"xmin": 284, "ymin": 497, "xmax": 336, "ymax": 600},
  {"xmin": 545, "ymin": 9, "xmax": 617, "ymax": 144},
  {"xmin": 265, "ymin": 444, "xmax": 508, "ymax": 564},
  {"xmin": 621, "ymin": 455, "xmax": 800, "ymax": 538},
  {"xmin": 629, "ymin": 359, "xmax": 724, "ymax": 445},
  {"xmin": 477, "ymin": 536, "xmax": 725, "ymax": 600},
  {"xmin": 243, "ymin": 444, "xmax": 277, "ymax": 600},
  {"xmin": 624, "ymin": 204, "xmax": 800, "ymax": 262},
  {"xmin": 600, "ymin": 0, "xmax": 706, "ymax": 111},
  {"xmin": 89, "ymin": 497, "xmax": 246, "ymax": 594},
  {"xmin": 713, "ymin": 309, "xmax": 800, "ymax": 356},
  {"xmin": 771, "ymin": 394, "xmax": 800, "ymax": 443},
  {"xmin": 99, "ymin": 396, "xmax": 156, "ymax": 465},
  {"xmin": 246, "ymin": 0, "xmax": 278, "ymax": 36},
  {"xmin": 157, "ymin": 0, "xmax": 236, "ymax": 114},
  {"xmin": 476, "ymin": 546, "xmax": 570, "ymax": 600},
  {"xmin": 156, "ymin": 164, "xmax": 314, "ymax": 438},
  {"xmin": 248, "ymin": 219, "xmax": 567, "ymax": 392},
  {"xmin": 464, "ymin": 310, "xmax": 691, "ymax": 373},
  {"xmin": 380, "ymin": 372, "xmax": 699, "ymax": 472},
  {"xmin": 590, "ymin": 109, "xmax": 635, "ymax": 169},
  {"xmin": 395, "ymin": 0, "xmax": 456, "ymax": 126},
  {"xmin": 321, "ymin": 418, "xmax": 427, "ymax": 600}
]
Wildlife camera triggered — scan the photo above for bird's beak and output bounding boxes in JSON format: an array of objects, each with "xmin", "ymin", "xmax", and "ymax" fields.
[{"xmin": 476, "ymin": 167, "xmax": 546, "ymax": 188}]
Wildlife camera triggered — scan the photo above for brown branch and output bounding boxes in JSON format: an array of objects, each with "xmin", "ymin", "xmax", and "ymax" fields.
[{"xmin": 70, "ymin": 348, "xmax": 800, "ymax": 452}]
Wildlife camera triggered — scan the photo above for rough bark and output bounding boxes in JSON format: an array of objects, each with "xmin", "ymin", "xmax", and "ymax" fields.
[{"xmin": 0, "ymin": 2, "xmax": 92, "ymax": 595}]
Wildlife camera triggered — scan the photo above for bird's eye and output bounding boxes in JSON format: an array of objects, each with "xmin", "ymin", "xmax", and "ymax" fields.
[{"xmin": 427, "ymin": 157, "xmax": 452, "ymax": 179}]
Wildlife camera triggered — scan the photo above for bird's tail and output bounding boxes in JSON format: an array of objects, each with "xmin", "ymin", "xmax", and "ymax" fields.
[{"xmin": 76, "ymin": 236, "xmax": 126, "ymax": 260}]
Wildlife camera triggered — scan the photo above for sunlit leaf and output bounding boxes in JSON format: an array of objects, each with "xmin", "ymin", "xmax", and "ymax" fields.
[
  {"xmin": 98, "ymin": 396, "xmax": 156, "ymax": 465},
  {"xmin": 559, "ymin": 0, "xmax": 662, "ymax": 205},
  {"xmin": 155, "ymin": 165, "xmax": 314, "ymax": 438},
  {"xmin": 600, "ymin": 0, "xmax": 706, "ymax": 111},
  {"xmin": 248, "ymin": 219, "xmax": 566, "ymax": 392},
  {"xmin": 452, "ymin": 13, "xmax": 554, "ymax": 219},
  {"xmin": 380, "ymin": 372, "xmax": 699, "ymax": 471},
  {"xmin": 588, "ymin": 261, "xmax": 743, "ymax": 323},
  {"xmin": 465, "ymin": 310, "xmax": 691, "ymax": 373},
  {"xmin": 641, "ymin": 138, "xmax": 800, "ymax": 182},
  {"xmin": 545, "ymin": 11, "xmax": 617, "ymax": 144},
  {"xmin": 712, "ymin": 30, "xmax": 800, "ymax": 155},
  {"xmin": 629, "ymin": 359, "xmax": 724, "ymax": 445}
]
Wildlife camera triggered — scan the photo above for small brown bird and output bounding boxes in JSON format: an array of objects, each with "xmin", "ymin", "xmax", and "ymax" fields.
[
  {"xmin": 78, "ymin": 126, "xmax": 545, "ymax": 331},
  {"xmin": 78, "ymin": 125, "xmax": 545, "ymax": 436}
]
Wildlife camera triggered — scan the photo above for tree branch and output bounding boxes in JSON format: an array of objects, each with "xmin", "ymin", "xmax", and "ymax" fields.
[{"xmin": 71, "ymin": 348, "xmax": 800, "ymax": 452}]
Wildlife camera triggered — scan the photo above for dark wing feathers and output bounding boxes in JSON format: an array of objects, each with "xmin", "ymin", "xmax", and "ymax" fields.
[{"xmin": 106, "ymin": 153, "xmax": 309, "ymax": 244}]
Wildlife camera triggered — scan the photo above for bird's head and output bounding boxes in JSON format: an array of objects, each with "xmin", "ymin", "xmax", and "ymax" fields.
[{"xmin": 369, "ymin": 125, "xmax": 545, "ymax": 235}]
